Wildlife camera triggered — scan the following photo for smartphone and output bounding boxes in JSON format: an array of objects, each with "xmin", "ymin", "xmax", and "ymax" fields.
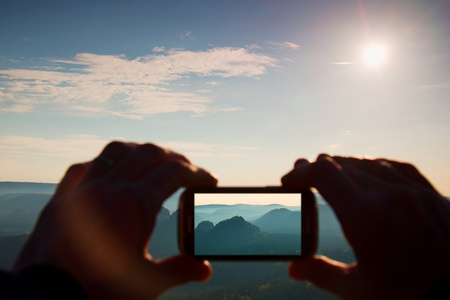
[{"xmin": 178, "ymin": 187, "xmax": 317, "ymax": 260}]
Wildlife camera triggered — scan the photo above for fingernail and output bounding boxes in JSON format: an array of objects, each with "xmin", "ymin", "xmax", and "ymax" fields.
[
  {"xmin": 316, "ymin": 153, "xmax": 331, "ymax": 161},
  {"xmin": 294, "ymin": 159, "xmax": 309, "ymax": 168}
]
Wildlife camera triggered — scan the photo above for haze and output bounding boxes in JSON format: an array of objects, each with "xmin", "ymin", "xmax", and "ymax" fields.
[
  {"xmin": 194, "ymin": 193, "xmax": 301, "ymax": 207},
  {"xmin": 1, "ymin": 0, "xmax": 449, "ymax": 195}
]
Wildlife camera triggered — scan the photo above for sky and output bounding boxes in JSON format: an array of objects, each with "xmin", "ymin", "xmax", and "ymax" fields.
[
  {"xmin": 1, "ymin": 0, "xmax": 449, "ymax": 195},
  {"xmin": 194, "ymin": 193, "xmax": 301, "ymax": 207}
]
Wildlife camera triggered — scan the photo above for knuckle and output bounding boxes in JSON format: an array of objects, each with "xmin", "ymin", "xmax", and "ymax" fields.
[
  {"xmin": 401, "ymin": 162, "xmax": 419, "ymax": 174},
  {"xmin": 314, "ymin": 156, "xmax": 341, "ymax": 173},
  {"xmin": 66, "ymin": 163, "xmax": 86, "ymax": 175},
  {"xmin": 137, "ymin": 143, "xmax": 166, "ymax": 158},
  {"xmin": 166, "ymin": 160, "xmax": 189, "ymax": 174},
  {"xmin": 175, "ymin": 152, "xmax": 190, "ymax": 163},
  {"xmin": 103, "ymin": 141, "xmax": 130, "ymax": 154}
]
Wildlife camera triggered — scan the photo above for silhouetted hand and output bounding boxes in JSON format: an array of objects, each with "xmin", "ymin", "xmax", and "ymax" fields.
[
  {"xmin": 13, "ymin": 141, "xmax": 217, "ymax": 299},
  {"xmin": 282, "ymin": 154, "xmax": 450, "ymax": 299}
]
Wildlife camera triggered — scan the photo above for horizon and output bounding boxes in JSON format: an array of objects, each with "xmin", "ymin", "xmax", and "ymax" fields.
[
  {"xmin": 1, "ymin": 0, "xmax": 449, "ymax": 195},
  {"xmin": 194, "ymin": 193, "xmax": 301, "ymax": 207},
  {"xmin": 195, "ymin": 203, "xmax": 300, "ymax": 207}
]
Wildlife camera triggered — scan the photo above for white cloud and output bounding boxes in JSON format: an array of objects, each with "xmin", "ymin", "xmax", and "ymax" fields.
[
  {"xmin": 0, "ymin": 135, "xmax": 112, "ymax": 182},
  {"xmin": 206, "ymin": 81, "xmax": 223, "ymax": 86},
  {"xmin": 0, "ymin": 135, "xmax": 263, "ymax": 181},
  {"xmin": 246, "ymin": 44, "xmax": 262, "ymax": 50},
  {"xmin": 0, "ymin": 135, "xmax": 108, "ymax": 160},
  {"xmin": 327, "ymin": 144, "xmax": 342, "ymax": 152},
  {"xmin": 180, "ymin": 30, "xmax": 194, "ymax": 40},
  {"xmin": 0, "ymin": 47, "xmax": 278, "ymax": 118},
  {"xmin": 0, "ymin": 104, "xmax": 33, "ymax": 113},
  {"xmin": 419, "ymin": 80, "xmax": 450, "ymax": 90},
  {"xmin": 152, "ymin": 46, "xmax": 165, "ymax": 52},
  {"xmin": 266, "ymin": 41, "xmax": 301, "ymax": 50}
]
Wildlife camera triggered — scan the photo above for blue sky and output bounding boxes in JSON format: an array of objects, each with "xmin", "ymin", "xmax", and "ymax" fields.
[{"xmin": 1, "ymin": 0, "xmax": 449, "ymax": 194}]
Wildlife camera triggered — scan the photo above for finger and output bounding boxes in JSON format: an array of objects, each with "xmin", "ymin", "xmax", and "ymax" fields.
[
  {"xmin": 155, "ymin": 255, "xmax": 212, "ymax": 285},
  {"xmin": 281, "ymin": 159, "xmax": 314, "ymax": 188},
  {"xmin": 332, "ymin": 156, "xmax": 437, "ymax": 192},
  {"xmin": 332, "ymin": 157, "xmax": 411, "ymax": 187},
  {"xmin": 104, "ymin": 256, "xmax": 212, "ymax": 299},
  {"xmin": 108, "ymin": 143, "xmax": 190, "ymax": 182},
  {"xmin": 282, "ymin": 155, "xmax": 363, "ymax": 224},
  {"xmin": 53, "ymin": 162, "xmax": 92, "ymax": 198},
  {"xmin": 289, "ymin": 255, "xmax": 359, "ymax": 299},
  {"xmin": 82, "ymin": 141, "xmax": 138, "ymax": 183},
  {"xmin": 294, "ymin": 158, "xmax": 309, "ymax": 168},
  {"xmin": 131, "ymin": 161, "xmax": 217, "ymax": 216},
  {"xmin": 135, "ymin": 256, "xmax": 212, "ymax": 299},
  {"xmin": 384, "ymin": 160, "xmax": 437, "ymax": 191}
]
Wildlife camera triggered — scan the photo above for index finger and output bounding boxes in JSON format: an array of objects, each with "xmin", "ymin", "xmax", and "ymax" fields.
[
  {"xmin": 281, "ymin": 155, "xmax": 363, "ymax": 225},
  {"xmin": 136, "ymin": 160, "xmax": 218, "ymax": 213}
]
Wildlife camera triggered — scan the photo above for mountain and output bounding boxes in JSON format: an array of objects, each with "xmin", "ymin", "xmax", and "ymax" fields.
[
  {"xmin": 0, "ymin": 193, "xmax": 51, "ymax": 215},
  {"xmin": 194, "ymin": 203, "xmax": 299, "ymax": 226},
  {"xmin": 194, "ymin": 216, "xmax": 303, "ymax": 256},
  {"xmin": 0, "ymin": 182, "xmax": 56, "ymax": 196},
  {"xmin": 195, "ymin": 216, "xmax": 265, "ymax": 255},
  {"xmin": 252, "ymin": 208, "xmax": 300, "ymax": 235},
  {"xmin": 0, "ymin": 192, "xmax": 353, "ymax": 299},
  {"xmin": 0, "ymin": 193, "xmax": 52, "ymax": 235},
  {"xmin": 0, "ymin": 182, "xmax": 175, "ymax": 236},
  {"xmin": 0, "ymin": 182, "xmax": 56, "ymax": 235},
  {"xmin": 212, "ymin": 216, "xmax": 261, "ymax": 240}
]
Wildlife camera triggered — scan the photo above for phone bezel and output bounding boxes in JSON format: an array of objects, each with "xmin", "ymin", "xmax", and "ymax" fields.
[{"xmin": 178, "ymin": 186, "xmax": 317, "ymax": 261}]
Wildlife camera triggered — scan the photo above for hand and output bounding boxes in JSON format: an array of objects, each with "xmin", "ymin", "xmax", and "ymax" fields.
[
  {"xmin": 282, "ymin": 154, "xmax": 450, "ymax": 299},
  {"xmin": 13, "ymin": 141, "xmax": 217, "ymax": 299}
]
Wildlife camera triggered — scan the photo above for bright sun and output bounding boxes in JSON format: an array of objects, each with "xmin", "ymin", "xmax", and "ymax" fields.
[{"xmin": 364, "ymin": 45, "xmax": 385, "ymax": 65}]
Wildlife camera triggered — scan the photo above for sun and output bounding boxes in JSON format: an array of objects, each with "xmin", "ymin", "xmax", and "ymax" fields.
[{"xmin": 364, "ymin": 45, "xmax": 385, "ymax": 65}]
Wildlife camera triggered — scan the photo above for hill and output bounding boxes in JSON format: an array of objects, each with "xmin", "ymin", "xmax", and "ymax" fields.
[
  {"xmin": 194, "ymin": 203, "xmax": 299, "ymax": 226},
  {"xmin": 0, "ymin": 182, "xmax": 56, "ymax": 196},
  {"xmin": 0, "ymin": 192, "xmax": 352, "ymax": 299},
  {"xmin": 0, "ymin": 193, "xmax": 52, "ymax": 235},
  {"xmin": 252, "ymin": 208, "xmax": 300, "ymax": 235},
  {"xmin": 194, "ymin": 216, "xmax": 302, "ymax": 256}
]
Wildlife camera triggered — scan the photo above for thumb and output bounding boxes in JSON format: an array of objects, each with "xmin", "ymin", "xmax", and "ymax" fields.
[
  {"xmin": 154, "ymin": 255, "xmax": 212, "ymax": 288},
  {"xmin": 289, "ymin": 255, "xmax": 360, "ymax": 299}
]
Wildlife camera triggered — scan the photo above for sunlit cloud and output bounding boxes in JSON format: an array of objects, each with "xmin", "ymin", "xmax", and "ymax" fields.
[
  {"xmin": 0, "ymin": 134, "xmax": 258, "ymax": 182},
  {"xmin": 206, "ymin": 81, "xmax": 223, "ymax": 86},
  {"xmin": 0, "ymin": 134, "xmax": 112, "ymax": 182},
  {"xmin": 265, "ymin": 41, "xmax": 301, "ymax": 50},
  {"xmin": 329, "ymin": 62, "xmax": 354, "ymax": 65},
  {"xmin": 0, "ymin": 135, "xmax": 108, "ymax": 159},
  {"xmin": 0, "ymin": 47, "xmax": 278, "ymax": 118},
  {"xmin": 0, "ymin": 104, "xmax": 33, "ymax": 113},
  {"xmin": 179, "ymin": 30, "xmax": 194, "ymax": 40},
  {"xmin": 152, "ymin": 46, "xmax": 165, "ymax": 52},
  {"xmin": 419, "ymin": 81, "xmax": 450, "ymax": 90},
  {"xmin": 327, "ymin": 144, "xmax": 342, "ymax": 151}
]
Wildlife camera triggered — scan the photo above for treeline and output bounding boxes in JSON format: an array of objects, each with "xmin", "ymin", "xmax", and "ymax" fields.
[{"xmin": 160, "ymin": 260, "xmax": 341, "ymax": 300}]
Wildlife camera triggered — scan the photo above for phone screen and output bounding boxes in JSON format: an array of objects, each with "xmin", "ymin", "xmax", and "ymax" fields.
[{"xmin": 193, "ymin": 192, "xmax": 302, "ymax": 256}]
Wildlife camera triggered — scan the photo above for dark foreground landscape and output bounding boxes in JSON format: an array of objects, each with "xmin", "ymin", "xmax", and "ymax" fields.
[{"xmin": 0, "ymin": 182, "xmax": 356, "ymax": 299}]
